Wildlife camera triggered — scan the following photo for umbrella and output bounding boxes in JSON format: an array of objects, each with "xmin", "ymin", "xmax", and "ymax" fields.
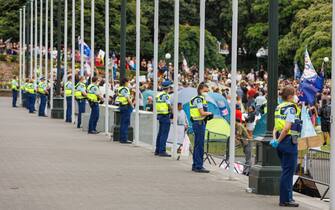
[{"xmin": 171, "ymin": 87, "xmax": 197, "ymax": 105}]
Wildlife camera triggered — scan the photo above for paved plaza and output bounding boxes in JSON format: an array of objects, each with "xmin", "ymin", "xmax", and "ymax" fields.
[{"xmin": 0, "ymin": 97, "xmax": 328, "ymax": 210}]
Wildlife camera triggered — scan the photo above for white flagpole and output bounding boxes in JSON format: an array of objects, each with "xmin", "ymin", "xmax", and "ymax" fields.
[
  {"xmin": 80, "ymin": 0, "xmax": 84, "ymax": 76},
  {"xmin": 152, "ymin": 0, "xmax": 159, "ymax": 150},
  {"xmin": 23, "ymin": 6, "xmax": 26, "ymax": 91},
  {"xmin": 329, "ymin": 0, "xmax": 335, "ymax": 208},
  {"xmin": 71, "ymin": 0, "xmax": 76, "ymax": 124},
  {"xmin": 30, "ymin": 1, "xmax": 33, "ymax": 79},
  {"xmin": 19, "ymin": 9, "xmax": 23, "ymax": 105},
  {"xmin": 39, "ymin": 0, "xmax": 43, "ymax": 77},
  {"xmin": 172, "ymin": 0, "xmax": 179, "ymax": 158},
  {"xmin": 199, "ymin": 0, "xmax": 205, "ymax": 82},
  {"xmin": 105, "ymin": 0, "xmax": 110, "ymax": 134},
  {"xmin": 134, "ymin": 0, "xmax": 140, "ymax": 145},
  {"xmin": 50, "ymin": 0, "xmax": 54, "ymax": 109},
  {"xmin": 44, "ymin": 0, "xmax": 48, "ymax": 115},
  {"xmin": 45, "ymin": 0, "xmax": 48, "ymax": 82},
  {"xmin": 64, "ymin": 0, "xmax": 68, "ymax": 121},
  {"xmin": 229, "ymin": 0, "xmax": 238, "ymax": 178},
  {"xmin": 91, "ymin": 0, "xmax": 95, "ymax": 78},
  {"xmin": 34, "ymin": 0, "xmax": 38, "ymax": 86}
]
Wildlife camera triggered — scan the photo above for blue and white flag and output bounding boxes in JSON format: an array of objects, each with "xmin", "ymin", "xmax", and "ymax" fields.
[
  {"xmin": 300, "ymin": 105, "xmax": 317, "ymax": 138},
  {"xmin": 298, "ymin": 49, "xmax": 324, "ymax": 105},
  {"xmin": 293, "ymin": 62, "xmax": 301, "ymax": 80},
  {"xmin": 78, "ymin": 36, "xmax": 91, "ymax": 58}
]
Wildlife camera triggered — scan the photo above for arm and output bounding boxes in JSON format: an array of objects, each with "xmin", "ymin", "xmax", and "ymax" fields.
[
  {"xmin": 277, "ymin": 121, "xmax": 292, "ymax": 142},
  {"xmin": 199, "ymin": 108, "xmax": 212, "ymax": 116}
]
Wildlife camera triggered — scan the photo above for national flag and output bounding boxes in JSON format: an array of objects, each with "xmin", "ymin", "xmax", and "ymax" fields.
[
  {"xmin": 298, "ymin": 49, "xmax": 324, "ymax": 105},
  {"xmin": 78, "ymin": 36, "xmax": 91, "ymax": 58},
  {"xmin": 293, "ymin": 62, "xmax": 301, "ymax": 80}
]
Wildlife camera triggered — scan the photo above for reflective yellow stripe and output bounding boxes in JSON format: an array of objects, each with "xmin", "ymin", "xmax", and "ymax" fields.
[
  {"xmin": 190, "ymin": 96, "xmax": 207, "ymax": 121},
  {"xmin": 155, "ymin": 92, "xmax": 170, "ymax": 114},
  {"xmin": 86, "ymin": 84, "xmax": 98, "ymax": 102},
  {"xmin": 274, "ymin": 102, "xmax": 301, "ymax": 135},
  {"xmin": 116, "ymin": 87, "xmax": 129, "ymax": 105}
]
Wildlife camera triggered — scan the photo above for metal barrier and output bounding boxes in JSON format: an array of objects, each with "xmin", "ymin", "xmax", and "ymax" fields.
[
  {"xmin": 299, "ymin": 148, "xmax": 330, "ymax": 200},
  {"xmin": 203, "ymin": 130, "xmax": 255, "ymax": 175}
]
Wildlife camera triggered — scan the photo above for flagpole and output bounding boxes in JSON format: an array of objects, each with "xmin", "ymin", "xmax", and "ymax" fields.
[
  {"xmin": 23, "ymin": 6, "xmax": 26, "ymax": 93},
  {"xmin": 30, "ymin": 0, "xmax": 33, "ymax": 79},
  {"xmin": 152, "ymin": 0, "xmax": 159, "ymax": 151},
  {"xmin": 64, "ymin": 0, "xmax": 68, "ymax": 121},
  {"xmin": 39, "ymin": 0, "xmax": 43, "ymax": 78},
  {"xmin": 172, "ymin": 0, "xmax": 179, "ymax": 158},
  {"xmin": 91, "ymin": 0, "xmax": 95, "ymax": 78},
  {"xmin": 50, "ymin": 0, "xmax": 54, "ymax": 109},
  {"xmin": 80, "ymin": 0, "xmax": 84, "ymax": 76},
  {"xmin": 134, "ymin": 0, "xmax": 140, "ymax": 146},
  {"xmin": 199, "ymin": 0, "xmax": 205, "ymax": 82},
  {"xmin": 105, "ymin": 0, "xmax": 110, "ymax": 134},
  {"xmin": 19, "ymin": 8, "xmax": 23, "ymax": 105},
  {"xmin": 71, "ymin": 0, "xmax": 76, "ymax": 124},
  {"xmin": 229, "ymin": 0, "xmax": 238, "ymax": 179},
  {"xmin": 329, "ymin": 0, "xmax": 335, "ymax": 208},
  {"xmin": 45, "ymin": 0, "xmax": 48, "ymax": 82},
  {"xmin": 34, "ymin": 0, "xmax": 38, "ymax": 86}
]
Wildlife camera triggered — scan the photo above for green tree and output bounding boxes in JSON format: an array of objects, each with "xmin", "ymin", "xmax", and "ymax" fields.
[
  {"xmin": 160, "ymin": 24, "xmax": 225, "ymax": 69},
  {"xmin": 279, "ymin": 3, "xmax": 331, "ymax": 75}
]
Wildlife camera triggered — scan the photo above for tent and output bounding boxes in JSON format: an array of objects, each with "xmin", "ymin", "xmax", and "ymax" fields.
[{"xmin": 208, "ymin": 93, "xmax": 231, "ymax": 122}]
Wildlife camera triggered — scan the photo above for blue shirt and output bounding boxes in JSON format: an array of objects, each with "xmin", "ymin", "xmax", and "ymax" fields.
[
  {"xmin": 194, "ymin": 97, "xmax": 204, "ymax": 109},
  {"xmin": 120, "ymin": 88, "xmax": 129, "ymax": 98},
  {"xmin": 161, "ymin": 92, "xmax": 171, "ymax": 105},
  {"xmin": 284, "ymin": 107, "xmax": 296, "ymax": 123}
]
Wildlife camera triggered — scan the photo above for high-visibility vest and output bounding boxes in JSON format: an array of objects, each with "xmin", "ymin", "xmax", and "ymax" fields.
[
  {"xmin": 155, "ymin": 92, "xmax": 170, "ymax": 115},
  {"xmin": 86, "ymin": 84, "xmax": 99, "ymax": 102},
  {"xmin": 65, "ymin": 81, "xmax": 72, "ymax": 97},
  {"xmin": 274, "ymin": 101, "xmax": 302, "ymax": 136},
  {"xmin": 26, "ymin": 83, "xmax": 35, "ymax": 94},
  {"xmin": 75, "ymin": 82, "xmax": 86, "ymax": 99},
  {"xmin": 116, "ymin": 86, "xmax": 130, "ymax": 105},
  {"xmin": 20, "ymin": 82, "xmax": 26, "ymax": 91},
  {"xmin": 190, "ymin": 95, "xmax": 208, "ymax": 121},
  {"xmin": 11, "ymin": 79, "xmax": 18, "ymax": 91},
  {"xmin": 38, "ymin": 82, "xmax": 47, "ymax": 94}
]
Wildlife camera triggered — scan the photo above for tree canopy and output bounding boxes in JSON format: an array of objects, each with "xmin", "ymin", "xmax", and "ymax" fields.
[{"xmin": 0, "ymin": 0, "xmax": 332, "ymax": 75}]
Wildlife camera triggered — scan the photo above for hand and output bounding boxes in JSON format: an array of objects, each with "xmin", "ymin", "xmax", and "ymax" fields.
[{"xmin": 269, "ymin": 139, "xmax": 279, "ymax": 149}]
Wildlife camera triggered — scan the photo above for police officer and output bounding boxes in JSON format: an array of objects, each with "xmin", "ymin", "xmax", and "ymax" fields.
[
  {"xmin": 26, "ymin": 79, "xmax": 36, "ymax": 113},
  {"xmin": 11, "ymin": 76, "xmax": 19, "ymax": 107},
  {"xmin": 155, "ymin": 80, "xmax": 173, "ymax": 157},
  {"xmin": 270, "ymin": 86, "xmax": 301, "ymax": 208},
  {"xmin": 189, "ymin": 82, "xmax": 213, "ymax": 173},
  {"xmin": 75, "ymin": 76, "xmax": 87, "ymax": 128},
  {"xmin": 64, "ymin": 76, "xmax": 73, "ymax": 123},
  {"xmin": 38, "ymin": 77, "xmax": 48, "ymax": 117},
  {"xmin": 87, "ymin": 76, "xmax": 103, "ymax": 134},
  {"xmin": 116, "ymin": 78, "xmax": 133, "ymax": 144},
  {"xmin": 21, "ymin": 78, "xmax": 28, "ymax": 108}
]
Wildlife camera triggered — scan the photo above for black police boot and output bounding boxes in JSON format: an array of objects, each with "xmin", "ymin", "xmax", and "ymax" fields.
[{"xmin": 279, "ymin": 201, "xmax": 299, "ymax": 207}]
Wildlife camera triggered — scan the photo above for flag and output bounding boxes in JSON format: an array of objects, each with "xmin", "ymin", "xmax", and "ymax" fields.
[
  {"xmin": 300, "ymin": 105, "xmax": 317, "ymax": 138},
  {"xmin": 182, "ymin": 55, "xmax": 190, "ymax": 73},
  {"xmin": 293, "ymin": 62, "xmax": 301, "ymax": 80},
  {"xmin": 298, "ymin": 49, "xmax": 324, "ymax": 105},
  {"xmin": 98, "ymin": 50, "xmax": 105, "ymax": 64},
  {"xmin": 78, "ymin": 36, "xmax": 91, "ymax": 58}
]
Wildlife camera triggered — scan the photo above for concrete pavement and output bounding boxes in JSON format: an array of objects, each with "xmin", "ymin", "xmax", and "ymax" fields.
[{"xmin": 0, "ymin": 97, "xmax": 329, "ymax": 210}]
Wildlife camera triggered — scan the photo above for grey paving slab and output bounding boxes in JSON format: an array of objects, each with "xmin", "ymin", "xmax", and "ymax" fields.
[{"xmin": 0, "ymin": 97, "xmax": 328, "ymax": 210}]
